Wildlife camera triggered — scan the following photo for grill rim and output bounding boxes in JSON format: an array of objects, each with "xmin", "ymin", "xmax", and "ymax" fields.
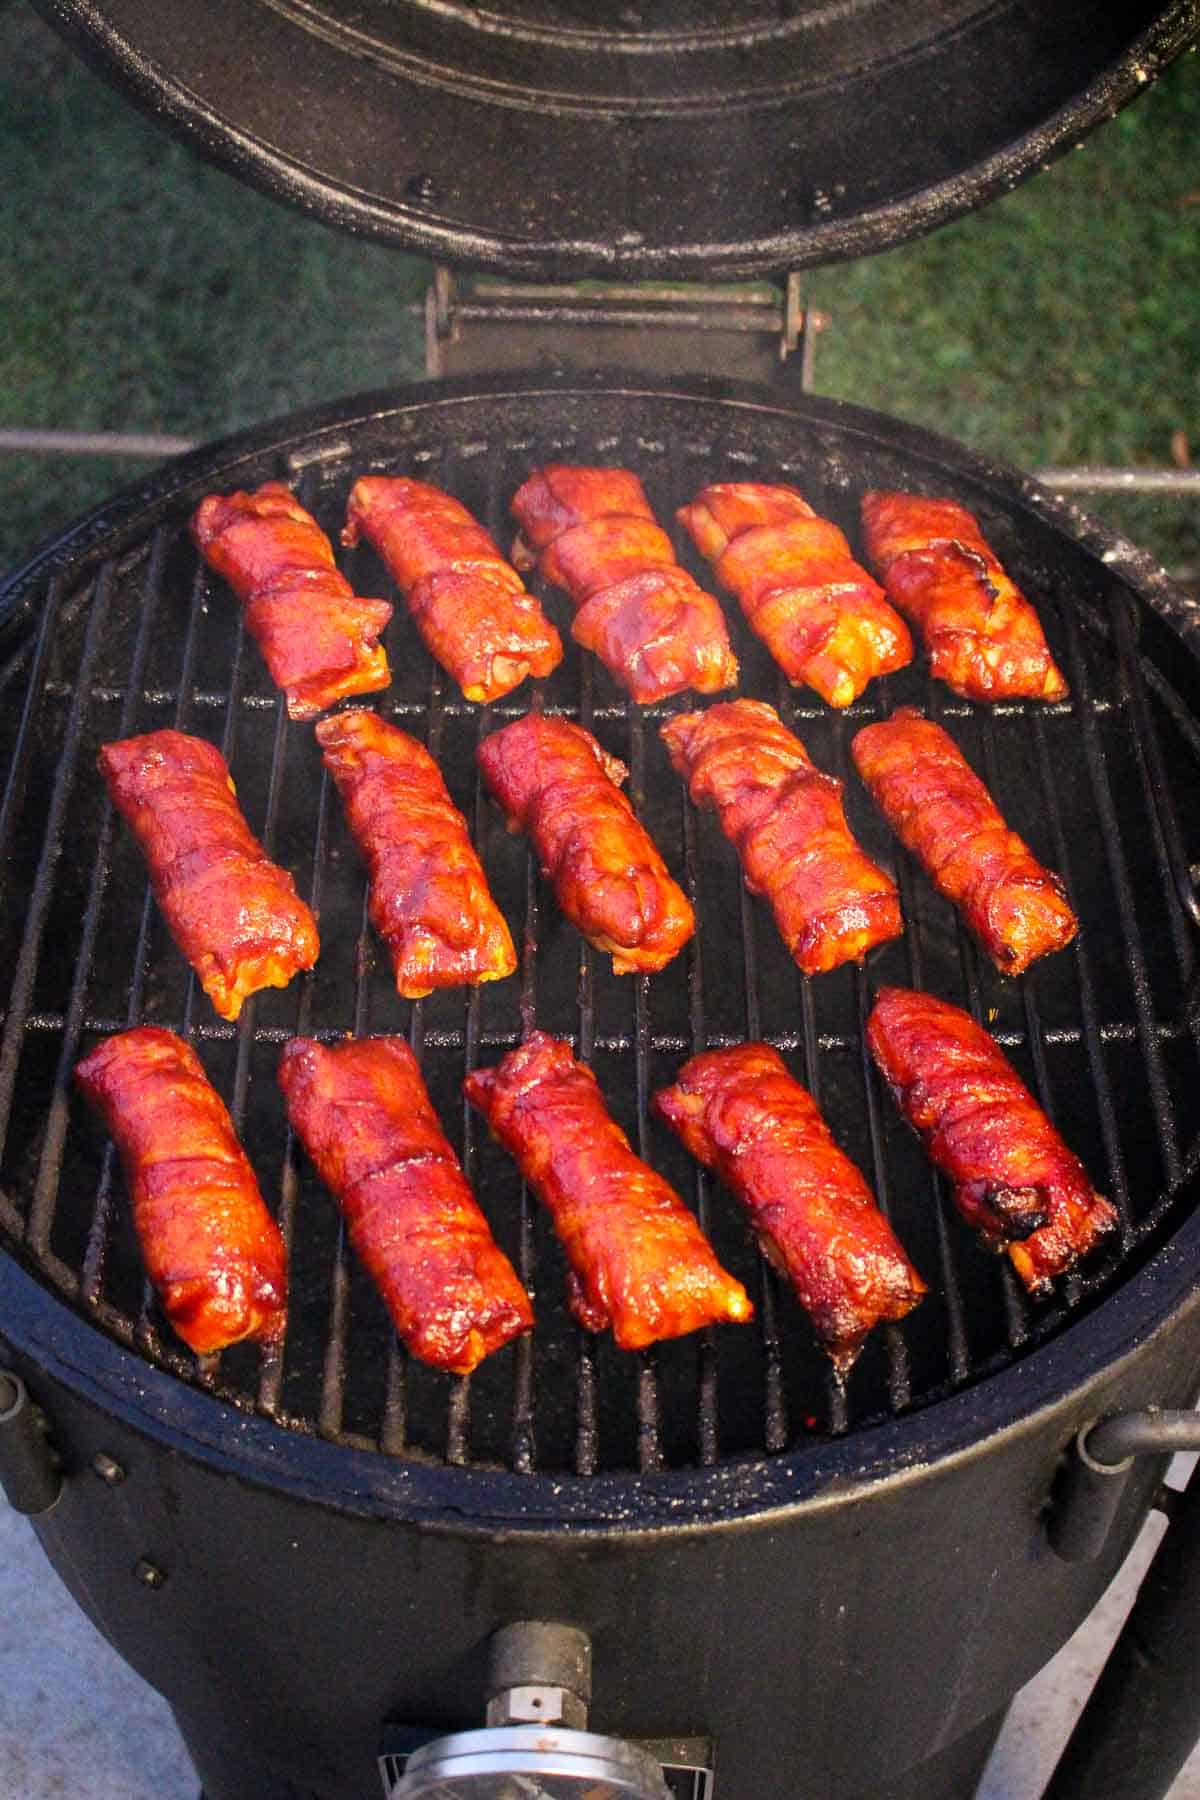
[
  {"xmin": 5, "ymin": 1219, "xmax": 1200, "ymax": 1534},
  {"xmin": 2, "ymin": 369, "xmax": 1200, "ymax": 1532}
]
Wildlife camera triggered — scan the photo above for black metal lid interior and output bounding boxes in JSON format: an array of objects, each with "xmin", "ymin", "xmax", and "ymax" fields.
[{"xmin": 30, "ymin": 0, "xmax": 1200, "ymax": 277}]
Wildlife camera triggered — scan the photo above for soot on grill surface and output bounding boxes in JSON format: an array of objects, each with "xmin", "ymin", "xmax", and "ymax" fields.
[{"xmin": 1, "ymin": 381, "xmax": 1198, "ymax": 1479}]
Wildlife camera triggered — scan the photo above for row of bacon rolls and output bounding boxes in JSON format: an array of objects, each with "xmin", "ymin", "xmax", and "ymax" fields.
[
  {"xmin": 75, "ymin": 989, "xmax": 1117, "ymax": 1379},
  {"xmin": 99, "ymin": 695, "xmax": 1079, "ymax": 1031},
  {"xmin": 192, "ymin": 469, "xmax": 1068, "ymax": 718}
]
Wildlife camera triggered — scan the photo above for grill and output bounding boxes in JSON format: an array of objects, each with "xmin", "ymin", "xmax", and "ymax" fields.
[
  {"xmin": 3, "ymin": 373, "xmax": 1200, "ymax": 1489},
  {"xmin": 5, "ymin": 10, "xmax": 1200, "ymax": 1794}
]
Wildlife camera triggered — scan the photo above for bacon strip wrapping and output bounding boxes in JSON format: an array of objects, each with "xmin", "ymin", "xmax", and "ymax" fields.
[
  {"xmin": 867, "ymin": 986, "xmax": 1117, "ymax": 1292},
  {"xmin": 852, "ymin": 707, "xmax": 1077, "ymax": 975},
  {"xmin": 100, "ymin": 730, "xmax": 319, "ymax": 1020},
  {"xmin": 677, "ymin": 481, "xmax": 912, "ymax": 707},
  {"xmin": 75, "ymin": 1027, "xmax": 287, "ymax": 1353},
  {"xmin": 317, "ymin": 709, "xmax": 516, "ymax": 999},
  {"xmin": 342, "ymin": 475, "xmax": 562, "ymax": 703},
  {"xmin": 860, "ymin": 490, "xmax": 1069, "ymax": 702},
  {"xmin": 510, "ymin": 464, "xmax": 738, "ymax": 703},
  {"xmin": 279, "ymin": 1036, "xmax": 531, "ymax": 1375},
  {"xmin": 660, "ymin": 699, "xmax": 902, "ymax": 976},
  {"xmin": 477, "ymin": 712, "xmax": 694, "ymax": 975},
  {"xmin": 654, "ymin": 1044, "xmax": 924, "ymax": 1374},
  {"xmin": 465, "ymin": 1033, "xmax": 752, "ymax": 1349},
  {"xmin": 190, "ymin": 481, "xmax": 392, "ymax": 721}
]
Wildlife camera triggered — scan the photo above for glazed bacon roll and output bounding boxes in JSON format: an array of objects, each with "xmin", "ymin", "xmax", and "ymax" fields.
[
  {"xmin": 654, "ymin": 1043, "xmax": 925, "ymax": 1373},
  {"xmin": 660, "ymin": 700, "xmax": 902, "ymax": 977},
  {"xmin": 852, "ymin": 708, "xmax": 1077, "ymax": 975},
  {"xmin": 279, "ymin": 1036, "xmax": 532, "ymax": 1375},
  {"xmin": 75, "ymin": 1028, "xmax": 288, "ymax": 1354},
  {"xmin": 677, "ymin": 481, "xmax": 912, "ymax": 707},
  {"xmin": 100, "ymin": 730, "xmax": 319, "ymax": 1021},
  {"xmin": 860, "ymin": 491, "xmax": 1069, "ymax": 703},
  {"xmin": 510, "ymin": 464, "xmax": 738, "ymax": 703},
  {"xmin": 191, "ymin": 481, "xmax": 393, "ymax": 721},
  {"xmin": 866, "ymin": 987, "xmax": 1118, "ymax": 1292},
  {"xmin": 477, "ymin": 712, "xmax": 694, "ymax": 975},
  {"xmin": 465, "ymin": 1033, "xmax": 752, "ymax": 1350},
  {"xmin": 316, "ymin": 709, "xmax": 516, "ymax": 999},
  {"xmin": 342, "ymin": 475, "xmax": 562, "ymax": 703}
]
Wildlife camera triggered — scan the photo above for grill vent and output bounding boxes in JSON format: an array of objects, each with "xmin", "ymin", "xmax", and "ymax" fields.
[{"xmin": 1, "ymin": 384, "xmax": 1198, "ymax": 1477}]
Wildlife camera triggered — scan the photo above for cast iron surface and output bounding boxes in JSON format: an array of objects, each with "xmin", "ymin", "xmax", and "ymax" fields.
[
  {"xmin": 30, "ymin": 0, "xmax": 1200, "ymax": 277},
  {"xmin": 2, "ymin": 372, "xmax": 1200, "ymax": 1532}
]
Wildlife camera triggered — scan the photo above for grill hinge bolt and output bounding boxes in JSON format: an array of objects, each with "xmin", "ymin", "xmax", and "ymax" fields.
[
  {"xmin": 92, "ymin": 1452, "xmax": 126, "ymax": 1486},
  {"xmin": 134, "ymin": 1558, "xmax": 166, "ymax": 1589}
]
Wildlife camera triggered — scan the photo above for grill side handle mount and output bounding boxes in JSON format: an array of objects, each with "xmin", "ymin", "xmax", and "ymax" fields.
[
  {"xmin": 1048, "ymin": 1407, "xmax": 1200, "ymax": 1563},
  {"xmin": 384, "ymin": 1622, "xmax": 675, "ymax": 1799},
  {"xmin": 0, "ymin": 1369, "xmax": 62, "ymax": 1517}
]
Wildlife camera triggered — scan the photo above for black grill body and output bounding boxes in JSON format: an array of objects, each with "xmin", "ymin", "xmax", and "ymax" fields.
[{"xmin": 3, "ymin": 373, "xmax": 1200, "ymax": 1798}]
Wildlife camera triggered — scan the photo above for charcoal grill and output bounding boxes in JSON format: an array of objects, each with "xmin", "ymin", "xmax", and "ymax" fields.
[
  {"xmin": 6, "ymin": 3, "xmax": 1200, "ymax": 1797},
  {"xmin": 1, "ymin": 371, "xmax": 1200, "ymax": 1800}
]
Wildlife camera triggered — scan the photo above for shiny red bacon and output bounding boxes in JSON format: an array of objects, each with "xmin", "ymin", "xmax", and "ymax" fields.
[
  {"xmin": 316, "ymin": 709, "xmax": 516, "ymax": 999},
  {"xmin": 866, "ymin": 986, "xmax": 1117, "ymax": 1292},
  {"xmin": 279, "ymin": 1036, "xmax": 532, "ymax": 1375},
  {"xmin": 860, "ymin": 491, "xmax": 1069, "ymax": 702},
  {"xmin": 343, "ymin": 475, "xmax": 561, "ymax": 703},
  {"xmin": 191, "ymin": 480, "xmax": 392, "ymax": 720},
  {"xmin": 655, "ymin": 1043, "xmax": 925, "ymax": 1374},
  {"xmin": 465, "ymin": 1032, "xmax": 752, "ymax": 1350},
  {"xmin": 660, "ymin": 699, "xmax": 902, "ymax": 976},
  {"xmin": 510, "ymin": 464, "xmax": 738, "ymax": 703},
  {"xmin": 852, "ymin": 708, "xmax": 1077, "ymax": 975},
  {"xmin": 477, "ymin": 711, "xmax": 694, "ymax": 975},
  {"xmin": 678, "ymin": 480, "xmax": 911, "ymax": 706},
  {"xmin": 99, "ymin": 729, "xmax": 319, "ymax": 1021},
  {"xmin": 75, "ymin": 1027, "xmax": 287, "ymax": 1354}
]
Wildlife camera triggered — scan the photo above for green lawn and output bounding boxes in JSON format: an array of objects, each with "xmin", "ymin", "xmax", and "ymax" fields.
[{"xmin": 1, "ymin": 4, "xmax": 1197, "ymax": 575}]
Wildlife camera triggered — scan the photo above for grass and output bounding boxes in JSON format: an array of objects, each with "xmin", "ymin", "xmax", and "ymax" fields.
[{"xmin": 0, "ymin": 4, "xmax": 1197, "ymax": 575}]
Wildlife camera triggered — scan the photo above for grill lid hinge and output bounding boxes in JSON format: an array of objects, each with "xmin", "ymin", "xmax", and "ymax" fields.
[{"xmin": 419, "ymin": 265, "xmax": 827, "ymax": 388}]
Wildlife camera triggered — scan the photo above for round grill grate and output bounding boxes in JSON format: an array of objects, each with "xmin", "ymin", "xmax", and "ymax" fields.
[{"xmin": 1, "ymin": 376, "xmax": 1198, "ymax": 1478}]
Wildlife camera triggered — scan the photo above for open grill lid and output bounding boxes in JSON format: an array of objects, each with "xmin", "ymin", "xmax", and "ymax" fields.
[
  {"xmin": 31, "ymin": 0, "xmax": 1200, "ymax": 279},
  {"xmin": 2, "ymin": 373, "xmax": 1200, "ymax": 1528}
]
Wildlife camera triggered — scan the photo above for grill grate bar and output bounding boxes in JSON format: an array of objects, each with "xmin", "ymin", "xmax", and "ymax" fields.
[
  {"xmin": 26, "ymin": 533, "xmax": 169, "ymax": 1261},
  {"xmin": 628, "ymin": 702, "xmax": 664, "ymax": 1475},
  {"xmin": 0, "ymin": 575, "xmax": 70, "ymax": 881},
  {"xmin": 81, "ymin": 558, "xmax": 212, "ymax": 1306},
  {"xmin": 0, "ymin": 569, "xmax": 116, "ymax": 1168},
  {"xmin": 1060, "ymin": 605, "xmax": 1181, "ymax": 1188},
  {"xmin": 681, "ymin": 759, "xmax": 720, "ymax": 1468},
  {"xmin": 572, "ymin": 658, "xmax": 602, "ymax": 1477},
  {"xmin": 737, "ymin": 881, "xmax": 788, "ymax": 1451}
]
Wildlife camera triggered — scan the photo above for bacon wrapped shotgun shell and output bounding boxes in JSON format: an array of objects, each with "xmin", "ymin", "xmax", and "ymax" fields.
[
  {"xmin": 510, "ymin": 464, "xmax": 738, "ymax": 703},
  {"xmin": 75, "ymin": 1027, "xmax": 288, "ymax": 1354},
  {"xmin": 465, "ymin": 1033, "xmax": 752, "ymax": 1350},
  {"xmin": 852, "ymin": 707, "xmax": 1078, "ymax": 975},
  {"xmin": 477, "ymin": 711, "xmax": 694, "ymax": 975},
  {"xmin": 660, "ymin": 699, "xmax": 902, "ymax": 977},
  {"xmin": 342, "ymin": 475, "xmax": 562, "ymax": 703},
  {"xmin": 654, "ymin": 1044, "xmax": 925, "ymax": 1375},
  {"xmin": 316, "ymin": 709, "xmax": 517, "ymax": 999},
  {"xmin": 866, "ymin": 987, "xmax": 1118, "ymax": 1292},
  {"xmin": 278, "ymin": 1036, "xmax": 532, "ymax": 1375},
  {"xmin": 190, "ymin": 481, "xmax": 393, "ymax": 721},
  {"xmin": 100, "ymin": 730, "xmax": 319, "ymax": 1020},
  {"xmin": 860, "ymin": 491, "xmax": 1069, "ymax": 703},
  {"xmin": 677, "ymin": 481, "xmax": 912, "ymax": 707}
]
